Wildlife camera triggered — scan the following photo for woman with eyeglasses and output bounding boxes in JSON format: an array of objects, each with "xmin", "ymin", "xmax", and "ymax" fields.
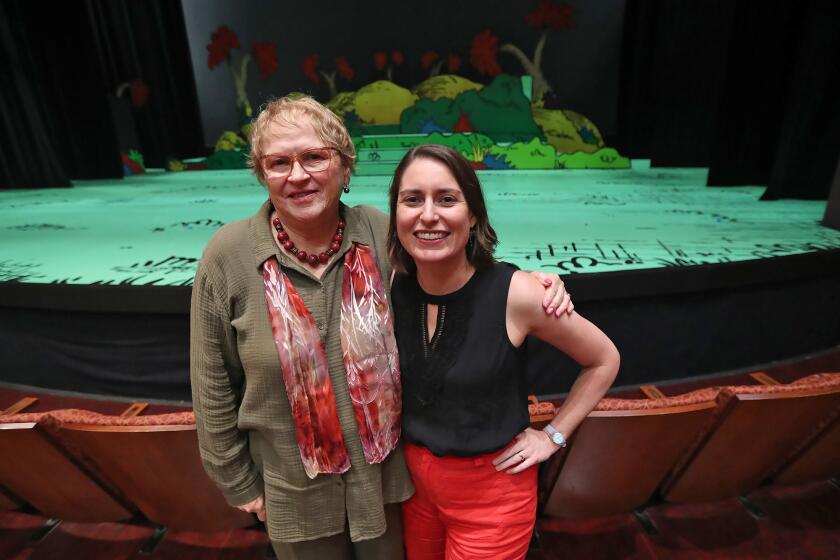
[{"xmin": 190, "ymin": 96, "xmax": 572, "ymax": 559}]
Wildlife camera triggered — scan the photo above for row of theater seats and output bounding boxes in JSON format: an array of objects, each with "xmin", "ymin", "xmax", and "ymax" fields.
[
  {"xmin": 0, "ymin": 403, "xmax": 254, "ymax": 541},
  {"xmin": 0, "ymin": 372, "xmax": 837, "ymax": 542},
  {"xmin": 528, "ymin": 372, "xmax": 840, "ymax": 520}
]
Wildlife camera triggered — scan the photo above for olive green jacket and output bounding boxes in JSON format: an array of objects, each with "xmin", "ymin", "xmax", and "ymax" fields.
[{"xmin": 190, "ymin": 200, "xmax": 413, "ymax": 543}]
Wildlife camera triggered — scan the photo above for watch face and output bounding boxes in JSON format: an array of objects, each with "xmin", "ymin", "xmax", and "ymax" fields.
[{"xmin": 552, "ymin": 433, "xmax": 564, "ymax": 445}]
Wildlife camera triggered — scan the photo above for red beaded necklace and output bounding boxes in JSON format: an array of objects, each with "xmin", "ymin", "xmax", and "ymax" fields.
[{"xmin": 272, "ymin": 216, "xmax": 345, "ymax": 267}]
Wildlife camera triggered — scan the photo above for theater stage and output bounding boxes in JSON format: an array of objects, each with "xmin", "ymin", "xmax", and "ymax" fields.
[{"xmin": 1, "ymin": 162, "xmax": 839, "ymax": 401}]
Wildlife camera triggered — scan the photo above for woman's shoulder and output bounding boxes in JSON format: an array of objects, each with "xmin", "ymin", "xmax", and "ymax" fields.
[
  {"xmin": 202, "ymin": 216, "xmax": 251, "ymax": 259},
  {"xmin": 506, "ymin": 268, "xmax": 547, "ymax": 311},
  {"xmin": 196, "ymin": 209, "xmax": 262, "ymax": 281},
  {"xmin": 345, "ymin": 204, "xmax": 388, "ymax": 230},
  {"xmin": 476, "ymin": 261, "xmax": 520, "ymax": 291},
  {"xmin": 343, "ymin": 204, "xmax": 389, "ymax": 251}
]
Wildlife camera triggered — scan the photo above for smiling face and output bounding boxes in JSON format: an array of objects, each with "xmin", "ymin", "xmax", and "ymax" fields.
[
  {"xmin": 261, "ymin": 120, "xmax": 349, "ymax": 228},
  {"xmin": 395, "ymin": 157, "xmax": 476, "ymax": 268}
]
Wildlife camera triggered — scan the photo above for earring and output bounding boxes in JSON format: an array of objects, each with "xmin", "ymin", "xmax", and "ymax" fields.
[
  {"xmin": 466, "ymin": 227, "xmax": 476, "ymax": 253},
  {"xmin": 342, "ymin": 183, "xmax": 350, "ymax": 194}
]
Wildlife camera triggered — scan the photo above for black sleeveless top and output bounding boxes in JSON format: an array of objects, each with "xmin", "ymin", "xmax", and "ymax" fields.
[{"xmin": 391, "ymin": 262, "xmax": 530, "ymax": 456}]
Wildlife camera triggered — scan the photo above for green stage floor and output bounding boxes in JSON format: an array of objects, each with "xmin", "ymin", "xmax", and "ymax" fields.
[{"xmin": 1, "ymin": 161, "xmax": 838, "ymax": 286}]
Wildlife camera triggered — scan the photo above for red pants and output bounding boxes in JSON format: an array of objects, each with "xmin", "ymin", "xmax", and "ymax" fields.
[{"xmin": 402, "ymin": 442, "xmax": 537, "ymax": 560}]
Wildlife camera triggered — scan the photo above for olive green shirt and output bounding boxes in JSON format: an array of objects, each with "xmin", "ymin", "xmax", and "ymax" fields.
[{"xmin": 190, "ymin": 200, "xmax": 414, "ymax": 543}]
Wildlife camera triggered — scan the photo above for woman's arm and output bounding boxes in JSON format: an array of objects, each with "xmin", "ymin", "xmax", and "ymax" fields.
[
  {"xmin": 493, "ymin": 271, "xmax": 620, "ymax": 474},
  {"xmin": 190, "ymin": 269, "xmax": 265, "ymax": 510}
]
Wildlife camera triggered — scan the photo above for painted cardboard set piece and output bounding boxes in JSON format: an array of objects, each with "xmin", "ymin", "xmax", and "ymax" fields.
[{"xmin": 168, "ymin": 1, "xmax": 629, "ymax": 175}]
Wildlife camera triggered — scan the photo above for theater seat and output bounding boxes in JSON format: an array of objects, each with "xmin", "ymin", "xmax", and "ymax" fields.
[
  {"xmin": 541, "ymin": 387, "xmax": 718, "ymax": 518},
  {"xmin": 770, "ymin": 410, "xmax": 840, "ymax": 486},
  {"xmin": 0, "ymin": 415, "xmax": 134, "ymax": 522},
  {"xmin": 0, "ymin": 486, "xmax": 22, "ymax": 511},
  {"xmin": 56, "ymin": 409, "xmax": 255, "ymax": 532},
  {"xmin": 661, "ymin": 373, "xmax": 840, "ymax": 503}
]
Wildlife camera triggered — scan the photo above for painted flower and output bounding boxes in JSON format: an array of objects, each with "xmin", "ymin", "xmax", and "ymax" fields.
[
  {"xmin": 303, "ymin": 54, "xmax": 320, "ymax": 84},
  {"xmin": 129, "ymin": 80, "xmax": 149, "ymax": 108},
  {"xmin": 253, "ymin": 42, "xmax": 278, "ymax": 80},
  {"xmin": 447, "ymin": 54, "xmax": 462, "ymax": 74},
  {"xmin": 374, "ymin": 51, "xmax": 387, "ymax": 71},
  {"xmin": 469, "ymin": 30, "xmax": 502, "ymax": 76},
  {"xmin": 453, "ymin": 112, "xmax": 474, "ymax": 133},
  {"xmin": 421, "ymin": 50, "xmax": 439, "ymax": 70},
  {"xmin": 336, "ymin": 56, "xmax": 354, "ymax": 80},
  {"xmin": 526, "ymin": 0, "xmax": 575, "ymax": 29},
  {"xmin": 206, "ymin": 25, "xmax": 240, "ymax": 69}
]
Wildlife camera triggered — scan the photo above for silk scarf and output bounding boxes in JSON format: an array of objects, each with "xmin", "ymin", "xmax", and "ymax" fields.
[{"xmin": 263, "ymin": 243, "xmax": 401, "ymax": 479}]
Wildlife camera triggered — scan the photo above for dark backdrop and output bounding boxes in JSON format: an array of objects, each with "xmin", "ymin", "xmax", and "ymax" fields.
[
  {"xmin": 0, "ymin": 0, "xmax": 205, "ymax": 188},
  {"xmin": 618, "ymin": 0, "xmax": 840, "ymax": 199},
  {"xmin": 181, "ymin": 0, "xmax": 626, "ymax": 146}
]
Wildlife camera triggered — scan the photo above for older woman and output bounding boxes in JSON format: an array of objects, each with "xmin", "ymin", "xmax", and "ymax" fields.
[
  {"xmin": 388, "ymin": 145, "xmax": 620, "ymax": 560},
  {"xmin": 190, "ymin": 96, "xmax": 571, "ymax": 558}
]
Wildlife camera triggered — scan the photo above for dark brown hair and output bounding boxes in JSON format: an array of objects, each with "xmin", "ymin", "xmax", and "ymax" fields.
[{"xmin": 387, "ymin": 144, "xmax": 497, "ymax": 273}]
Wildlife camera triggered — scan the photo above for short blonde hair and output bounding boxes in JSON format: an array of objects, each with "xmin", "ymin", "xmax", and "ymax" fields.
[{"xmin": 248, "ymin": 95, "xmax": 356, "ymax": 184}]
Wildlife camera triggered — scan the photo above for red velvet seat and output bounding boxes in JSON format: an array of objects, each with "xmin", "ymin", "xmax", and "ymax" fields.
[
  {"xmin": 541, "ymin": 388, "xmax": 718, "ymax": 518},
  {"xmin": 661, "ymin": 373, "xmax": 840, "ymax": 503}
]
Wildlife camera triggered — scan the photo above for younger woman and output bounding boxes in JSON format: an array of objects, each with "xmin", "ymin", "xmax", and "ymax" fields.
[{"xmin": 388, "ymin": 145, "xmax": 620, "ymax": 560}]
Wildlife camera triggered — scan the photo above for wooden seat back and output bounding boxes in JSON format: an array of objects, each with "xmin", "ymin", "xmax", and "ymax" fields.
[
  {"xmin": 0, "ymin": 486, "xmax": 22, "ymax": 511},
  {"xmin": 59, "ymin": 421, "xmax": 255, "ymax": 531},
  {"xmin": 0, "ymin": 420, "xmax": 133, "ymax": 522},
  {"xmin": 771, "ymin": 413, "xmax": 840, "ymax": 485},
  {"xmin": 542, "ymin": 389, "xmax": 718, "ymax": 518},
  {"xmin": 662, "ymin": 374, "xmax": 840, "ymax": 503}
]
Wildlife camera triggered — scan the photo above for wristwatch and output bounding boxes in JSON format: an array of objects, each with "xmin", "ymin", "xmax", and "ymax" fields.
[{"xmin": 543, "ymin": 424, "xmax": 567, "ymax": 447}]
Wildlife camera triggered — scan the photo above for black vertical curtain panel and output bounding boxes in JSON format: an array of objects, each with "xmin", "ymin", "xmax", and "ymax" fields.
[
  {"xmin": 618, "ymin": 0, "xmax": 840, "ymax": 200},
  {"xmin": 0, "ymin": 2, "xmax": 75, "ymax": 189},
  {"xmin": 0, "ymin": 0, "xmax": 204, "ymax": 189},
  {"xmin": 824, "ymin": 158, "xmax": 840, "ymax": 231},
  {"xmin": 86, "ymin": 0, "xmax": 206, "ymax": 169}
]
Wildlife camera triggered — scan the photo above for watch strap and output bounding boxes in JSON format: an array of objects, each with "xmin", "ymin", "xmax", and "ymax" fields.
[{"xmin": 543, "ymin": 424, "xmax": 567, "ymax": 447}]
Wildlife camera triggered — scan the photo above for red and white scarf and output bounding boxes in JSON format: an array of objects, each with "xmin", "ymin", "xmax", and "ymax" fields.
[{"xmin": 263, "ymin": 243, "xmax": 401, "ymax": 479}]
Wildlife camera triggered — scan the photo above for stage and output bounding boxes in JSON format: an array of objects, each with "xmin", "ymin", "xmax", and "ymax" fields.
[{"xmin": 1, "ymin": 162, "xmax": 839, "ymax": 401}]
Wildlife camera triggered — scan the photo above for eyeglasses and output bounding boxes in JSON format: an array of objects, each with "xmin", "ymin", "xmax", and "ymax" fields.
[{"xmin": 260, "ymin": 147, "xmax": 339, "ymax": 177}]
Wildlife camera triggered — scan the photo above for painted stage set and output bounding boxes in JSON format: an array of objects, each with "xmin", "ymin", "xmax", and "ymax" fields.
[
  {"xmin": 2, "ymin": 161, "xmax": 839, "ymax": 402},
  {"xmin": 1, "ymin": 161, "xmax": 838, "ymax": 285},
  {"xmin": 3, "ymin": 2, "xmax": 840, "ymax": 403}
]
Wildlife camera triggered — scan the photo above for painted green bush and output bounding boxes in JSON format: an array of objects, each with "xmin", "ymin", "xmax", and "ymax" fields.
[
  {"xmin": 399, "ymin": 98, "xmax": 461, "ymax": 133},
  {"xmin": 456, "ymin": 75, "xmax": 543, "ymax": 143},
  {"xmin": 489, "ymin": 138, "xmax": 556, "ymax": 169},
  {"xmin": 354, "ymin": 132, "xmax": 494, "ymax": 154},
  {"xmin": 556, "ymin": 147, "xmax": 630, "ymax": 169},
  {"xmin": 204, "ymin": 148, "xmax": 249, "ymax": 170},
  {"xmin": 400, "ymin": 75, "xmax": 543, "ymax": 143}
]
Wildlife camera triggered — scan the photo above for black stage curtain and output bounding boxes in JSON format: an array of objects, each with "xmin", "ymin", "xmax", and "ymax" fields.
[
  {"xmin": 618, "ymin": 0, "xmax": 840, "ymax": 199},
  {"xmin": 617, "ymin": 0, "xmax": 734, "ymax": 166},
  {"xmin": 86, "ymin": 1, "xmax": 206, "ymax": 169},
  {"xmin": 3, "ymin": 1, "xmax": 122, "ymax": 182},
  {"xmin": 825, "ymin": 157, "xmax": 840, "ymax": 230},
  {"xmin": 0, "ymin": 307, "xmax": 190, "ymax": 401},
  {"xmin": 0, "ymin": 1, "xmax": 204, "ymax": 188},
  {"xmin": 0, "ymin": 2, "xmax": 83, "ymax": 188}
]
